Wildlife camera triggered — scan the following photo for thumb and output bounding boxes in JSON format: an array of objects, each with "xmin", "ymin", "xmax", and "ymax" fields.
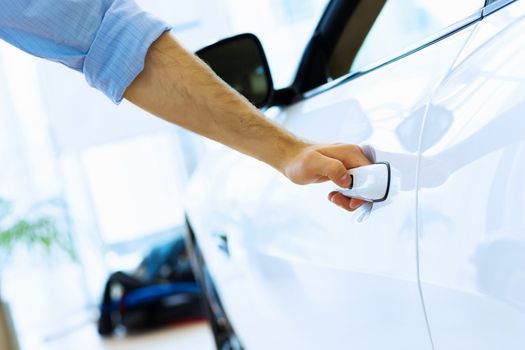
[{"xmin": 320, "ymin": 156, "xmax": 351, "ymax": 188}]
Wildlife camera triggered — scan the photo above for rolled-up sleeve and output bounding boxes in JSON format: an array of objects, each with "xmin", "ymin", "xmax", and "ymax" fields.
[{"xmin": 0, "ymin": 0, "xmax": 171, "ymax": 103}]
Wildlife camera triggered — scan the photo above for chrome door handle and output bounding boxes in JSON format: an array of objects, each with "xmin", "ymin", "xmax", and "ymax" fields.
[{"xmin": 337, "ymin": 162, "xmax": 391, "ymax": 202}]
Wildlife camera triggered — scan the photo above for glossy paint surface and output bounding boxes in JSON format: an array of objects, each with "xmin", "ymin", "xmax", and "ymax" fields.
[
  {"xmin": 418, "ymin": 1, "xmax": 525, "ymax": 349},
  {"xmin": 185, "ymin": 21, "xmax": 478, "ymax": 349}
]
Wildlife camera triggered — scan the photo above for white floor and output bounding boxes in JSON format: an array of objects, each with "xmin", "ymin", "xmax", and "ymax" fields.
[{"xmin": 23, "ymin": 321, "xmax": 215, "ymax": 350}]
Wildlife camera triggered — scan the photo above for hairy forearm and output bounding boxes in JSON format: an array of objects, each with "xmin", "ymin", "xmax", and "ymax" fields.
[
  {"xmin": 124, "ymin": 33, "xmax": 307, "ymax": 173},
  {"xmin": 123, "ymin": 32, "xmax": 372, "ymax": 211}
]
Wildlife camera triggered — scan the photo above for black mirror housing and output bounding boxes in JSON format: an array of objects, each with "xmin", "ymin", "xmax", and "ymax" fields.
[{"xmin": 196, "ymin": 33, "xmax": 274, "ymax": 109}]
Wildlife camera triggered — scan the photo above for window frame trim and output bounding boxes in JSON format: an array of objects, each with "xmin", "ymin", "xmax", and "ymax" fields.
[
  {"xmin": 297, "ymin": 9, "xmax": 482, "ymax": 101},
  {"xmin": 292, "ymin": 0, "xmax": 518, "ymax": 103},
  {"xmin": 483, "ymin": 0, "xmax": 517, "ymax": 16}
]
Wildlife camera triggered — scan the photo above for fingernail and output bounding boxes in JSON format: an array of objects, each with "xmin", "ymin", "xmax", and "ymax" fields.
[{"xmin": 340, "ymin": 174, "xmax": 350, "ymax": 185}]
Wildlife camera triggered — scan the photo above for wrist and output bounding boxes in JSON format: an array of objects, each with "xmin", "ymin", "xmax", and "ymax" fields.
[{"xmin": 275, "ymin": 136, "xmax": 311, "ymax": 175}]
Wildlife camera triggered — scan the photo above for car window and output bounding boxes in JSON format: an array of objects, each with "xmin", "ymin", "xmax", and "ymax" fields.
[
  {"xmin": 225, "ymin": 0, "xmax": 330, "ymax": 88},
  {"xmin": 327, "ymin": 0, "xmax": 483, "ymax": 79}
]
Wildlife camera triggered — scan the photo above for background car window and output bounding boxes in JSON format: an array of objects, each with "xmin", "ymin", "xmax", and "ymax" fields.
[{"xmin": 328, "ymin": 0, "xmax": 483, "ymax": 78}]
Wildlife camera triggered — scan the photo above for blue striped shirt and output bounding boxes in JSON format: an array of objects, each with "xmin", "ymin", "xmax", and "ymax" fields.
[{"xmin": 0, "ymin": 0, "xmax": 171, "ymax": 103}]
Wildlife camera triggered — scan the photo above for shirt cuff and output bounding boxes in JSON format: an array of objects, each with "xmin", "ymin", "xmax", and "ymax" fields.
[{"xmin": 84, "ymin": 0, "xmax": 171, "ymax": 104}]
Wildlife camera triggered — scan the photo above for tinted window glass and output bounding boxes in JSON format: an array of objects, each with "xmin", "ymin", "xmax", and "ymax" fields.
[
  {"xmin": 328, "ymin": 0, "xmax": 483, "ymax": 78},
  {"xmin": 225, "ymin": 0, "xmax": 330, "ymax": 88}
]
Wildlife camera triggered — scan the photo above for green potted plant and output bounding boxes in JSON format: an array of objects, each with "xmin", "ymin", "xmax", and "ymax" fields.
[{"xmin": 0, "ymin": 197, "xmax": 75, "ymax": 350}]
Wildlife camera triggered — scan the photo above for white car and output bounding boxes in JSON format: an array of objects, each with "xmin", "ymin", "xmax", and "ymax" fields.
[{"xmin": 184, "ymin": 0, "xmax": 525, "ymax": 349}]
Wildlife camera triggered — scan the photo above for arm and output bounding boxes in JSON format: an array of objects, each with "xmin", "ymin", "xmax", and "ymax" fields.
[
  {"xmin": 124, "ymin": 33, "xmax": 369, "ymax": 211},
  {"xmin": 0, "ymin": 0, "xmax": 366, "ymax": 211}
]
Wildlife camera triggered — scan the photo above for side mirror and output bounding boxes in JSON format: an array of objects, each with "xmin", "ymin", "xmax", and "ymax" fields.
[{"xmin": 196, "ymin": 33, "xmax": 273, "ymax": 109}]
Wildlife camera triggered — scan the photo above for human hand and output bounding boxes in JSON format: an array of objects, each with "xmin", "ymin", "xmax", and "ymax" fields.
[{"xmin": 282, "ymin": 143, "xmax": 371, "ymax": 211}]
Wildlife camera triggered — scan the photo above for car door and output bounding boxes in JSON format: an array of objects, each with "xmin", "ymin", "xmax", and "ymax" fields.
[
  {"xmin": 417, "ymin": 1, "xmax": 525, "ymax": 349},
  {"xmin": 185, "ymin": 1, "xmax": 484, "ymax": 349}
]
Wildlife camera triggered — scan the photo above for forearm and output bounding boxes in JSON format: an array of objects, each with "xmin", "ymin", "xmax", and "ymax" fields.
[{"xmin": 124, "ymin": 33, "xmax": 307, "ymax": 173}]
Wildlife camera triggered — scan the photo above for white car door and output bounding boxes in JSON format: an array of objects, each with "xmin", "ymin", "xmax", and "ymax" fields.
[
  {"xmin": 185, "ymin": 1, "xmax": 484, "ymax": 349},
  {"xmin": 418, "ymin": 1, "xmax": 525, "ymax": 349}
]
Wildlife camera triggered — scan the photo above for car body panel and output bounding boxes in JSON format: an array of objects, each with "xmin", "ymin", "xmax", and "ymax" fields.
[
  {"xmin": 418, "ymin": 2, "xmax": 525, "ymax": 349},
  {"xmin": 185, "ymin": 22, "xmax": 478, "ymax": 349}
]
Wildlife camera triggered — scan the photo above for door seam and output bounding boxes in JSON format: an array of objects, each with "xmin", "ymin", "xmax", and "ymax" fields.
[{"xmin": 413, "ymin": 20, "xmax": 481, "ymax": 350}]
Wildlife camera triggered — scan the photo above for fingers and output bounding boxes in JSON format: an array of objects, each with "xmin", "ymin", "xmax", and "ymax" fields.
[
  {"xmin": 350, "ymin": 198, "xmax": 368, "ymax": 210},
  {"xmin": 312, "ymin": 144, "xmax": 371, "ymax": 188},
  {"xmin": 282, "ymin": 143, "xmax": 372, "ymax": 189},
  {"xmin": 328, "ymin": 191, "xmax": 368, "ymax": 211},
  {"xmin": 328, "ymin": 192, "xmax": 352, "ymax": 210},
  {"xmin": 318, "ymin": 144, "xmax": 371, "ymax": 169},
  {"xmin": 316, "ymin": 155, "xmax": 351, "ymax": 188},
  {"xmin": 322, "ymin": 144, "xmax": 371, "ymax": 211}
]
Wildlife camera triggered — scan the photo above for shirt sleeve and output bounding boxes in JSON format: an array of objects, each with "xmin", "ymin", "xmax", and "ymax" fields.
[{"xmin": 0, "ymin": 0, "xmax": 171, "ymax": 103}]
